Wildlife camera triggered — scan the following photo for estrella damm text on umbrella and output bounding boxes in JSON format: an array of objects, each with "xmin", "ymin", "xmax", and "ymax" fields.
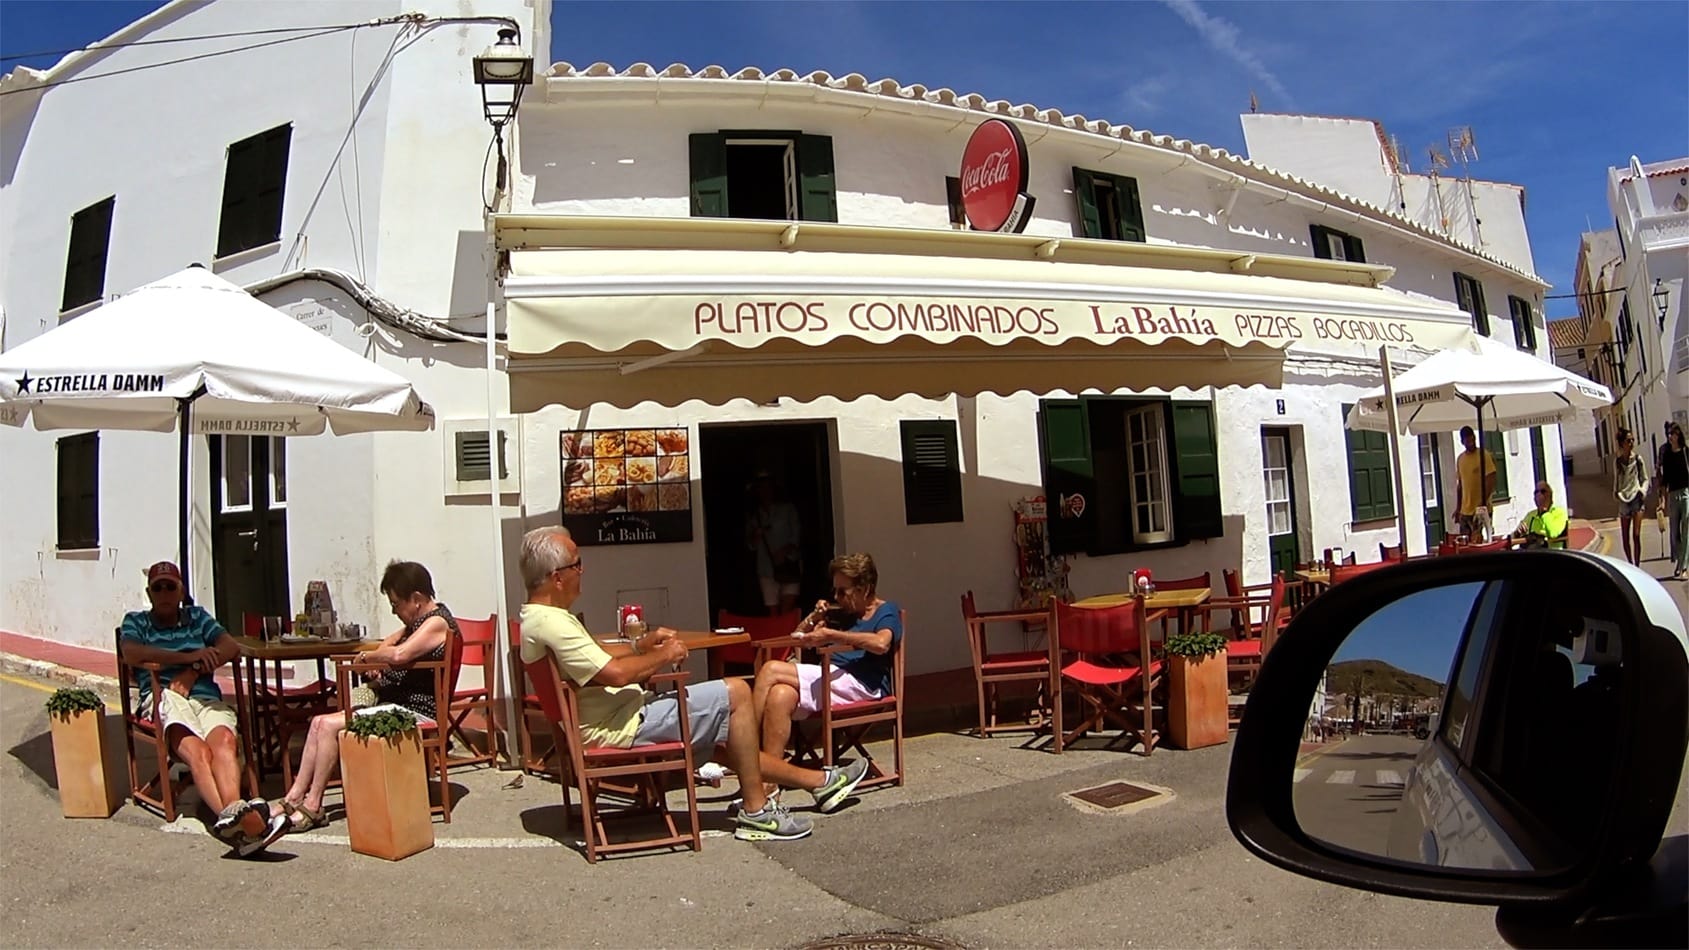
[{"xmin": 16, "ymin": 372, "xmax": 167, "ymax": 395}]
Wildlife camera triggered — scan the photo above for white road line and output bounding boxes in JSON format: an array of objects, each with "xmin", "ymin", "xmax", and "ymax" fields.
[
  {"xmin": 1326, "ymin": 770, "xmax": 1356, "ymax": 784},
  {"xmin": 1376, "ymin": 769, "xmax": 1405, "ymax": 787},
  {"xmin": 1293, "ymin": 769, "xmax": 1312, "ymax": 783}
]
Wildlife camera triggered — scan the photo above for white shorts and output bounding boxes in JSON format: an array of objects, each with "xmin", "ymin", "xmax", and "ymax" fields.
[
  {"xmin": 145, "ymin": 690, "xmax": 239, "ymax": 741},
  {"xmin": 793, "ymin": 663, "xmax": 884, "ymax": 719},
  {"xmin": 758, "ymin": 575, "xmax": 800, "ymax": 607}
]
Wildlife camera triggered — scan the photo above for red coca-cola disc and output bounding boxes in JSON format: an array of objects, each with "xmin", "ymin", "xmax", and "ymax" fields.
[{"xmin": 959, "ymin": 118, "xmax": 1028, "ymax": 232}]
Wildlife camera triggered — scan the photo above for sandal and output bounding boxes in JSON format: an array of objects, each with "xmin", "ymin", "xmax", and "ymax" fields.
[{"xmin": 280, "ymin": 799, "xmax": 327, "ymax": 832}]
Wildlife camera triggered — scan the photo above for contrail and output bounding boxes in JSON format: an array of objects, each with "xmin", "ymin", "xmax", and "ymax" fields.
[{"xmin": 1160, "ymin": 0, "xmax": 1293, "ymax": 106}]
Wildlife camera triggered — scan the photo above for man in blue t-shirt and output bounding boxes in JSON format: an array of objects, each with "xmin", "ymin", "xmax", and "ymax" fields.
[{"xmin": 119, "ymin": 561, "xmax": 286, "ymax": 856}]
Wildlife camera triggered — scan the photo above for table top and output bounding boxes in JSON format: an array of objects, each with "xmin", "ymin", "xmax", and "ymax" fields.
[
  {"xmin": 599, "ymin": 630, "xmax": 751, "ymax": 651},
  {"xmin": 1295, "ymin": 569, "xmax": 1331, "ymax": 586},
  {"xmin": 233, "ymin": 635, "xmax": 379, "ymax": 660},
  {"xmin": 969, "ymin": 606, "xmax": 1049, "ymax": 625},
  {"xmin": 1073, "ymin": 588, "xmax": 1211, "ymax": 610}
]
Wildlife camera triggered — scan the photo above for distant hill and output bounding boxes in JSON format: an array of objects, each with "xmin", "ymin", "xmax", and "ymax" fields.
[{"xmin": 1328, "ymin": 659, "xmax": 1444, "ymax": 700}]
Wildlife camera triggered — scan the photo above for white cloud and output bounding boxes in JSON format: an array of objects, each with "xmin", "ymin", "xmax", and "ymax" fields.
[
  {"xmin": 1159, "ymin": 0, "xmax": 1293, "ymax": 106},
  {"xmin": 1123, "ymin": 75, "xmax": 1174, "ymax": 117}
]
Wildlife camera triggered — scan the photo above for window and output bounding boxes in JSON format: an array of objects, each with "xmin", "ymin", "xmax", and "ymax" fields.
[
  {"xmin": 454, "ymin": 430, "xmax": 509, "ymax": 482},
  {"xmin": 1037, "ymin": 397, "xmax": 1219, "ymax": 555},
  {"xmin": 216, "ymin": 124, "xmax": 292, "ymax": 258},
  {"xmin": 1529, "ymin": 427, "xmax": 1547, "ymax": 485},
  {"xmin": 944, "ymin": 177, "xmax": 966, "ymax": 229},
  {"xmin": 1342, "ymin": 404, "xmax": 1394, "ymax": 522},
  {"xmin": 1454, "ymin": 272, "xmax": 1490, "ymax": 335},
  {"xmin": 1072, "ymin": 167, "xmax": 1145, "ymax": 243},
  {"xmin": 1484, "ymin": 430, "xmax": 1510, "ymax": 502},
  {"xmin": 222, "ymin": 435, "xmax": 253, "ymax": 511},
  {"xmin": 1309, "ymin": 224, "xmax": 1365, "ymax": 263},
  {"xmin": 61, "ymin": 197, "xmax": 115, "ymax": 313},
  {"xmin": 688, "ymin": 132, "xmax": 836, "ymax": 222},
  {"xmin": 1508, "ymin": 295, "xmax": 1537, "ymax": 351},
  {"xmin": 56, "ymin": 432, "xmax": 99, "ymax": 550},
  {"xmin": 899, "ymin": 420, "xmax": 963, "ymax": 525}
]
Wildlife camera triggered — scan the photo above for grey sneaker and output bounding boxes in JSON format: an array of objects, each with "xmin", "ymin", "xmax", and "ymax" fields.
[
  {"xmin": 235, "ymin": 811, "xmax": 289, "ymax": 858},
  {"xmin": 733, "ymin": 801, "xmax": 813, "ymax": 841},
  {"xmin": 813, "ymin": 758, "xmax": 870, "ymax": 814}
]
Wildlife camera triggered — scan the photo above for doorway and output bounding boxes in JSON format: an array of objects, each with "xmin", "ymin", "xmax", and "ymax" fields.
[
  {"xmin": 698, "ymin": 422, "xmax": 835, "ymax": 622},
  {"xmin": 1261, "ymin": 428, "xmax": 1300, "ymax": 576},
  {"xmin": 1421, "ymin": 434, "xmax": 1446, "ymax": 549},
  {"xmin": 210, "ymin": 435, "xmax": 291, "ymax": 625}
]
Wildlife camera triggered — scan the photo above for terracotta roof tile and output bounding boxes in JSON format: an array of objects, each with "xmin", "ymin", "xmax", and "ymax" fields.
[{"xmin": 1547, "ymin": 317, "xmax": 1586, "ymax": 350}]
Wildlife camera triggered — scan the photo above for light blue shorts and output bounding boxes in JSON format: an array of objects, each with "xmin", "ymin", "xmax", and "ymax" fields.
[{"xmin": 633, "ymin": 678, "xmax": 731, "ymax": 763}]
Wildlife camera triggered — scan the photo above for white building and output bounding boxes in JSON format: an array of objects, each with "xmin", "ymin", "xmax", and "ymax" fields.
[{"xmin": 2, "ymin": 0, "xmax": 1566, "ymax": 682}]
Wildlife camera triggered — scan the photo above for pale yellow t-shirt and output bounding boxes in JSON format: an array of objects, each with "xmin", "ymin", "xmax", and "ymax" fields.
[
  {"xmin": 519, "ymin": 602, "xmax": 642, "ymax": 749},
  {"xmin": 1456, "ymin": 448, "xmax": 1497, "ymax": 516}
]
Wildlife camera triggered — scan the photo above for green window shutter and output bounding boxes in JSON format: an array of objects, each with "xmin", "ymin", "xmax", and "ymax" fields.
[
  {"xmin": 1509, "ymin": 296, "xmax": 1537, "ymax": 351},
  {"xmin": 56, "ymin": 432, "xmax": 98, "ymax": 549},
  {"xmin": 1309, "ymin": 224, "xmax": 1335, "ymax": 260},
  {"xmin": 796, "ymin": 134, "xmax": 837, "ymax": 223},
  {"xmin": 62, "ymin": 196, "xmax": 114, "ymax": 312},
  {"xmin": 1039, "ymin": 399, "xmax": 1095, "ymax": 555},
  {"xmin": 1456, "ymin": 272, "xmax": 1490, "ymax": 336},
  {"xmin": 1170, "ymin": 400, "xmax": 1222, "ymax": 539},
  {"xmin": 1342, "ymin": 404, "xmax": 1394, "ymax": 521},
  {"xmin": 688, "ymin": 133, "xmax": 728, "ymax": 218},
  {"xmin": 1484, "ymin": 430, "xmax": 1509, "ymax": 501},
  {"xmin": 454, "ymin": 431, "xmax": 507, "ymax": 481},
  {"xmin": 1072, "ymin": 167, "xmax": 1101, "ymax": 238},
  {"xmin": 1115, "ymin": 173, "xmax": 1145, "ymax": 243},
  {"xmin": 1529, "ymin": 427, "xmax": 1546, "ymax": 484},
  {"xmin": 900, "ymin": 420, "xmax": 963, "ymax": 525},
  {"xmin": 1344, "ymin": 233, "xmax": 1366, "ymax": 262},
  {"xmin": 251, "ymin": 124, "xmax": 291, "ymax": 251}
]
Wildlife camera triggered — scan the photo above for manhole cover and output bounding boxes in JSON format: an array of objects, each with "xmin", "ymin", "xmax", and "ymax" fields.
[
  {"xmin": 1069, "ymin": 780, "xmax": 1160, "ymax": 809},
  {"xmin": 796, "ymin": 933, "xmax": 967, "ymax": 950}
]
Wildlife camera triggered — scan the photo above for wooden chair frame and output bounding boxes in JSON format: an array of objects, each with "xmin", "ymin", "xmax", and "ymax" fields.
[
  {"xmin": 524, "ymin": 655, "xmax": 701, "ymax": 863},
  {"xmin": 239, "ymin": 613, "xmax": 337, "ymax": 785},
  {"xmin": 334, "ymin": 626, "xmax": 460, "ymax": 823},
  {"xmin": 959, "ymin": 592, "xmax": 1049, "ymax": 737},
  {"xmin": 446, "ymin": 615, "xmax": 499, "ymax": 768},
  {"xmin": 1049, "ymin": 599, "xmax": 1162, "ymax": 756},
  {"xmin": 115, "ymin": 628, "xmax": 256, "ymax": 821},
  {"xmin": 709, "ymin": 608, "xmax": 801, "ymax": 681}
]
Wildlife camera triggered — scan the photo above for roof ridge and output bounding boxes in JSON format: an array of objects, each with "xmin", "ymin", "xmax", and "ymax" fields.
[{"xmin": 544, "ymin": 61, "xmax": 1544, "ymax": 287}]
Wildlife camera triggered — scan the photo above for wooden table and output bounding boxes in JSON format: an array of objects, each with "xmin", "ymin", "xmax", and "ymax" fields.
[
  {"xmin": 1295, "ymin": 569, "xmax": 1330, "ymax": 594},
  {"xmin": 597, "ymin": 630, "xmax": 751, "ymax": 652},
  {"xmin": 1074, "ymin": 588, "xmax": 1208, "ymax": 638},
  {"xmin": 234, "ymin": 635, "xmax": 378, "ymax": 779}
]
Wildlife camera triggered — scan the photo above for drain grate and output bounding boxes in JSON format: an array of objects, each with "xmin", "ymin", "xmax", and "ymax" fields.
[
  {"xmin": 1069, "ymin": 780, "xmax": 1160, "ymax": 809},
  {"xmin": 796, "ymin": 933, "xmax": 968, "ymax": 950}
]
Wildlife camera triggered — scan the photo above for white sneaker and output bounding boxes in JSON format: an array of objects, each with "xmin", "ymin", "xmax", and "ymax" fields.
[{"xmin": 235, "ymin": 812, "xmax": 289, "ymax": 858}]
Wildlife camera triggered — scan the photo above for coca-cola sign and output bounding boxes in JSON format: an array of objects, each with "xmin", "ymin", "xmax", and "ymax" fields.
[{"xmin": 959, "ymin": 118, "xmax": 1031, "ymax": 233}]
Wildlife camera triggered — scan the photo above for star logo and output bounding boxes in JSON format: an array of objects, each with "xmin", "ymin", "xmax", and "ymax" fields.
[
  {"xmin": 1372, "ymin": 398, "xmax": 1385, "ymax": 412},
  {"xmin": 286, "ymin": 418, "xmax": 300, "ymax": 433},
  {"xmin": 16, "ymin": 371, "xmax": 31, "ymax": 394}
]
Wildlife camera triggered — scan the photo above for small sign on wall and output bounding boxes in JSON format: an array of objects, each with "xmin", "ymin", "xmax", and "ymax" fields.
[
  {"xmin": 561, "ymin": 428, "xmax": 693, "ymax": 545},
  {"xmin": 1276, "ymin": 399, "xmax": 1286, "ymax": 415}
]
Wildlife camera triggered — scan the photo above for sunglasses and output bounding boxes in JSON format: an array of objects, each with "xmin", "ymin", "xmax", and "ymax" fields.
[
  {"xmin": 831, "ymin": 586, "xmax": 855, "ymax": 599},
  {"xmin": 149, "ymin": 581, "xmax": 179, "ymax": 594},
  {"xmin": 554, "ymin": 559, "xmax": 584, "ymax": 575}
]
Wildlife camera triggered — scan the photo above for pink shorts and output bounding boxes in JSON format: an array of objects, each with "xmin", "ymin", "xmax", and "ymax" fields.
[{"xmin": 794, "ymin": 663, "xmax": 883, "ymax": 718}]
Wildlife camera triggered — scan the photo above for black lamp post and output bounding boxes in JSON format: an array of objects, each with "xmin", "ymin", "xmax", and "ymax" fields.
[
  {"xmin": 472, "ymin": 27, "xmax": 534, "ymax": 194},
  {"xmin": 1654, "ymin": 279, "xmax": 1670, "ymax": 332}
]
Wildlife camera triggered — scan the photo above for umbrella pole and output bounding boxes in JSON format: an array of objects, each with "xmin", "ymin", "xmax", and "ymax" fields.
[
  {"xmin": 1379, "ymin": 346, "xmax": 1411, "ymax": 553},
  {"xmin": 177, "ymin": 397, "xmax": 192, "ymax": 596}
]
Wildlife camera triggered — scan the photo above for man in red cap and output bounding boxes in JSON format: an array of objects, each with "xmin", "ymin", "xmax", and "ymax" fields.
[{"xmin": 119, "ymin": 560, "xmax": 287, "ymax": 856}]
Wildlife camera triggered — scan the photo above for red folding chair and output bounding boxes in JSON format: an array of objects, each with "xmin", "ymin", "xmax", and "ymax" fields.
[
  {"xmin": 446, "ymin": 615, "xmax": 498, "ymax": 767},
  {"xmin": 709, "ymin": 609, "xmax": 800, "ymax": 680},
  {"xmin": 960, "ymin": 591, "xmax": 1049, "ymax": 736},
  {"xmin": 1049, "ymin": 598, "xmax": 1162, "ymax": 755}
]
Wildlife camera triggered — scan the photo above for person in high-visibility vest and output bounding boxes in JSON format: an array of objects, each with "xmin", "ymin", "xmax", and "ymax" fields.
[{"xmin": 1514, "ymin": 480, "xmax": 1570, "ymax": 549}]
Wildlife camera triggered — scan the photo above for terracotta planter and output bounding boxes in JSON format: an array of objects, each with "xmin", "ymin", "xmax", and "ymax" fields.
[
  {"xmin": 49, "ymin": 707, "xmax": 123, "ymax": 818},
  {"xmin": 339, "ymin": 729, "xmax": 434, "ymax": 861},
  {"xmin": 1167, "ymin": 652, "xmax": 1229, "ymax": 750}
]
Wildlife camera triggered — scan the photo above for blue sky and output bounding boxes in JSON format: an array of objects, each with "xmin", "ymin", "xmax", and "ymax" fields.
[
  {"xmin": 4, "ymin": 1, "xmax": 1685, "ymax": 308},
  {"xmin": 1331, "ymin": 581, "xmax": 1481, "ymax": 683}
]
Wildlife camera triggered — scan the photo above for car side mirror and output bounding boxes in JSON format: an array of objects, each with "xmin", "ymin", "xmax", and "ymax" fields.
[{"xmin": 1227, "ymin": 551, "xmax": 1686, "ymax": 911}]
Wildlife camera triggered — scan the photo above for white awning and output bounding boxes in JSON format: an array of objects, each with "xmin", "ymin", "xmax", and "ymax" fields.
[{"xmin": 497, "ymin": 218, "xmax": 1474, "ymax": 410}]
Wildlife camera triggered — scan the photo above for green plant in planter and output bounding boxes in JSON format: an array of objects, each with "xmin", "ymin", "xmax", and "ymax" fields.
[
  {"xmin": 1163, "ymin": 630, "xmax": 1229, "ymax": 659},
  {"xmin": 344, "ymin": 707, "xmax": 419, "ymax": 741},
  {"xmin": 45, "ymin": 688, "xmax": 105, "ymax": 716}
]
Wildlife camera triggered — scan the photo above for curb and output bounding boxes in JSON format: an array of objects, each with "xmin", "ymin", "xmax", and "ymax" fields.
[{"xmin": 0, "ymin": 652, "xmax": 119, "ymax": 697}]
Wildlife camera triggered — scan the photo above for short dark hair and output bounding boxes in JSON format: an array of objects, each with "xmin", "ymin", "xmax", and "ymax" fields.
[
  {"xmin": 1460, "ymin": 425, "xmax": 1475, "ymax": 441},
  {"xmin": 380, "ymin": 560, "xmax": 435, "ymax": 600}
]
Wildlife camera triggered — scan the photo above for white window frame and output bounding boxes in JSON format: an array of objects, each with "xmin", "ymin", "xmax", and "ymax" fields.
[
  {"xmin": 220, "ymin": 434, "xmax": 254, "ymax": 513},
  {"xmin": 268, "ymin": 437, "xmax": 287, "ymax": 509},
  {"xmin": 1419, "ymin": 438, "xmax": 1439, "ymax": 511},
  {"xmin": 1124, "ymin": 404, "xmax": 1173, "ymax": 545},
  {"xmin": 725, "ymin": 137, "xmax": 798, "ymax": 221},
  {"xmin": 1263, "ymin": 434, "xmax": 1292, "ymax": 537}
]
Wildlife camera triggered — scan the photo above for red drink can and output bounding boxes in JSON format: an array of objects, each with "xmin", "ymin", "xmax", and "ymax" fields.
[{"xmin": 618, "ymin": 604, "xmax": 645, "ymax": 637}]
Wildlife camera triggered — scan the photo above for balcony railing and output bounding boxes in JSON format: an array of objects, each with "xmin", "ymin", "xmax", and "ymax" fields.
[{"xmin": 1636, "ymin": 210, "xmax": 1689, "ymax": 251}]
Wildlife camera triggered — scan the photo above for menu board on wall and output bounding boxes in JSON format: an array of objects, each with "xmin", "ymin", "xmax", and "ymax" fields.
[{"xmin": 561, "ymin": 428, "xmax": 693, "ymax": 545}]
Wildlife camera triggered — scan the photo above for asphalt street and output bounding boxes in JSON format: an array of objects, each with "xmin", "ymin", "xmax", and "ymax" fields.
[
  {"xmin": 0, "ymin": 672, "xmax": 1512, "ymax": 949},
  {"xmin": 1293, "ymin": 734, "xmax": 1420, "ymax": 859}
]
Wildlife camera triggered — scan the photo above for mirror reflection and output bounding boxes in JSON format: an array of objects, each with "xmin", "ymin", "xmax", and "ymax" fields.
[{"xmin": 1293, "ymin": 575, "xmax": 1625, "ymax": 875}]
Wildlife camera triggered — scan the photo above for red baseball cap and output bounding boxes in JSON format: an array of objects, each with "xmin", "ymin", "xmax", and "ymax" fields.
[{"xmin": 146, "ymin": 561, "xmax": 183, "ymax": 586}]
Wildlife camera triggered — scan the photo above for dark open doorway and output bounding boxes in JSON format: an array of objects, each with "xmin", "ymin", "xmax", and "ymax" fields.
[
  {"xmin": 209, "ymin": 434, "xmax": 290, "ymax": 625},
  {"xmin": 698, "ymin": 421, "xmax": 835, "ymax": 623}
]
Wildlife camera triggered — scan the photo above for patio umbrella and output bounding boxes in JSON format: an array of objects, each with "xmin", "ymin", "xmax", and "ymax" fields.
[
  {"xmin": 0, "ymin": 265, "xmax": 435, "ymax": 592},
  {"xmin": 1345, "ymin": 331, "xmax": 1612, "ymax": 437}
]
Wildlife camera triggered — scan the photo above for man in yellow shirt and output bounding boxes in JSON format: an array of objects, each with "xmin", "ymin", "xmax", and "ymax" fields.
[
  {"xmin": 1513, "ymin": 481, "xmax": 1569, "ymax": 549},
  {"xmin": 516, "ymin": 526, "xmax": 817, "ymax": 842},
  {"xmin": 1454, "ymin": 425, "xmax": 1497, "ymax": 539}
]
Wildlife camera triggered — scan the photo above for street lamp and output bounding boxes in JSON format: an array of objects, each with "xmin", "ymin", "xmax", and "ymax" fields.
[
  {"xmin": 1654, "ymin": 279, "xmax": 1670, "ymax": 332},
  {"xmin": 472, "ymin": 27, "xmax": 534, "ymax": 195}
]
